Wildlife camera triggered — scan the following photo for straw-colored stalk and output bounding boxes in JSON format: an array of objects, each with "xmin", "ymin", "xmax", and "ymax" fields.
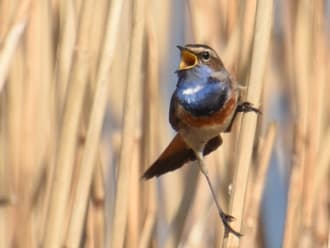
[
  {"xmin": 0, "ymin": 22, "xmax": 26, "ymax": 93},
  {"xmin": 300, "ymin": 3, "xmax": 327, "ymax": 247},
  {"xmin": 240, "ymin": 123, "xmax": 277, "ymax": 247},
  {"xmin": 42, "ymin": 0, "xmax": 95, "ymax": 245},
  {"xmin": 1, "ymin": 0, "xmax": 329, "ymax": 247},
  {"xmin": 54, "ymin": 0, "xmax": 76, "ymax": 114},
  {"xmin": 64, "ymin": 0, "xmax": 124, "ymax": 246},
  {"xmin": 283, "ymin": 0, "xmax": 312, "ymax": 247},
  {"xmin": 90, "ymin": 158, "xmax": 105, "ymax": 247},
  {"xmin": 312, "ymin": 127, "xmax": 330, "ymax": 204},
  {"xmin": 138, "ymin": 8, "xmax": 162, "ymax": 247},
  {"xmin": 39, "ymin": 0, "xmax": 76, "ymax": 240},
  {"xmin": 299, "ymin": 2, "xmax": 317, "ymax": 246},
  {"xmin": 0, "ymin": 23, "xmax": 26, "ymax": 248},
  {"xmin": 237, "ymin": 0, "xmax": 257, "ymax": 76},
  {"xmin": 224, "ymin": 0, "xmax": 273, "ymax": 247},
  {"xmin": 14, "ymin": 0, "xmax": 54, "ymax": 246},
  {"xmin": 164, "ymin": 165, "xmax": 200, "ymax": 248},
  {"xmin": 0, "ymin": 93, "xmax": 8, "ymax": 248},
  {"xmin": 6, "ymin": 40, "xmax": 25, "ymax": 248},
  {"xmin": 110, "ymin": 0, "xmax": 145, "ymax": 247}
]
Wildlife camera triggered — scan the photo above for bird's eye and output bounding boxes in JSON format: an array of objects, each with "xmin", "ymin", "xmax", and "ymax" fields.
[{"xmin": 201, "ymin": 51, "xmax": 210, "ymax": 61}]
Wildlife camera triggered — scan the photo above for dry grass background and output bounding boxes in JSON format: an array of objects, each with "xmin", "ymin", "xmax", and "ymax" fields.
[{"xmin": 0, "ymin": 0, "xmax": 329, "ymax": 247}]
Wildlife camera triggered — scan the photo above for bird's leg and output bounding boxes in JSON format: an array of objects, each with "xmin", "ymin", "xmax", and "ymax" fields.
[
  {"xmin": 225, "ymin": 101, "xmax": 261, "ymax": 133},
  {"xmin": 195, "ymin": 152, "xmax": 242, "ymax": 238}
]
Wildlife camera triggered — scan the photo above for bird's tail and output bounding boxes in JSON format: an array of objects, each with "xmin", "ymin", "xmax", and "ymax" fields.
[{"xmin": 142, "ymin": 134, "xmax": 222, "ymax": 179}]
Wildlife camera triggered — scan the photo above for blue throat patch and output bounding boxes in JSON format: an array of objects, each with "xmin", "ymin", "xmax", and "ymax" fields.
[{"xmin": 175, "ymin": 66, "xmax": 229, "ymax": 117}]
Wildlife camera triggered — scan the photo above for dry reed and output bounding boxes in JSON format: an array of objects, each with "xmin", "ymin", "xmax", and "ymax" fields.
[
  {"xmin": 0, "ymin": 0, "xmax": 328, "ymax": 247},
  {"xmin": 224, "ymin": 0, "xmax": 273, "ymax": 247}
]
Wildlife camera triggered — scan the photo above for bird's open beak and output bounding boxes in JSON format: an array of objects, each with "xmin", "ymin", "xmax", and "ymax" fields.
[{"xmin": 177, "ymin": 45, "xmax": 198, "ymax": 70}]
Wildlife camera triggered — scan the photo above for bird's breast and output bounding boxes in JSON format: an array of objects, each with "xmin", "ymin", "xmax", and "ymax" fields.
[
  {"xmin": 176, "ymin": 81, "xmax": 229, "ymax": 116},
  {"xmin": 176, "ymin": 94, "xmax": 237, "ymax": 128},
  {"xmin": 176, "ymin": 94, "xmax": 238, "ymax": 152},
  {"xmin": 174, "ymin": 77, "xmax": 238, "ymax": 128}
]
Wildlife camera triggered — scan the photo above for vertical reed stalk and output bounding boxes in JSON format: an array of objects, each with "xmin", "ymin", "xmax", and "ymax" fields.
[
  {"xmin": 224, "ymin": 0, "xmax": 273, "ymax": 247},
  {"xmin": 42, "ymin": 0, "xmax": 95, "ymax": 245},
  {"xmin": 110, "ymin": 0, "xmax": 145, "ymax": 247},
  {"xmin": 64, "ymin": 0, "xmax": 124, "ymax": 246},
  {"xmin": 1, "ymin": 1, "xmax": 329, "ymax": 247},
  {"xmin": 240, "ymin": 123, "xmax": 276, "ymax": 247},
  {"xmin": 283, "ymin": 1, "xmax": 311, "ymax": 247}
]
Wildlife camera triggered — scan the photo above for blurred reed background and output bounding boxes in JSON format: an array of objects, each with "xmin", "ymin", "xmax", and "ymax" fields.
[{"xmin": 0, "ymin": 0, "xmax": 329, "ymax": 247}]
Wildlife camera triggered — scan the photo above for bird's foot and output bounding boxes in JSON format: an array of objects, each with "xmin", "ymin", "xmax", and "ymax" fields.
[
  {"xmin": 220, "ymin": 212, "xmax": 242, "ymax": 238},
  {"xmin": 237, "ymin": 101, "xmax": 261, "ymax": 114},
  {"xmin": 225, "ymin": 101, "xmax": 261, "ymax": 133}
]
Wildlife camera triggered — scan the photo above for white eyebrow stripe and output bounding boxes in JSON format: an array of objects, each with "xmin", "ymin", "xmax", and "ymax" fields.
[
  {"xmin": 182, "ymin": 85, "xmax": 203, "ymax": 95},
  {"xmin": 185, "ymin": 46, "xmax": 213, "ymax": 55}
]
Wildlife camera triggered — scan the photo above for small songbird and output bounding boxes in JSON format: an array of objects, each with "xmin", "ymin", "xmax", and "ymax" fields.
[{"xmin": 142, "ymin": 44, "xmax": 259, "ymax": 237}]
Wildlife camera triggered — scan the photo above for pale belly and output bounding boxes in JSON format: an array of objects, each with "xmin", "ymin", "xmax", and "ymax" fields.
[{"xmin": 178, "ymin": 110, "xmax": 234, "ymax": 153}]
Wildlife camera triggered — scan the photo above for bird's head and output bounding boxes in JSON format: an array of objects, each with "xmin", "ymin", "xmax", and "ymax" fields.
[{"xmin": 177, "ymin": 44, "xmax": 224, "ymax": 72}]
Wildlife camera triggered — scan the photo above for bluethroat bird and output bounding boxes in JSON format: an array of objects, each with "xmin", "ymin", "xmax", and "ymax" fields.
[{"xmin": 142, "ymin": 44, "xmax": 260, "ymax": 237}]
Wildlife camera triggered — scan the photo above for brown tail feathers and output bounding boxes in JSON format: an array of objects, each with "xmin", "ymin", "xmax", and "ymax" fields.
[{"xmin": 142, "ymin": 134, "xmax": 222, "ymax": 179}]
